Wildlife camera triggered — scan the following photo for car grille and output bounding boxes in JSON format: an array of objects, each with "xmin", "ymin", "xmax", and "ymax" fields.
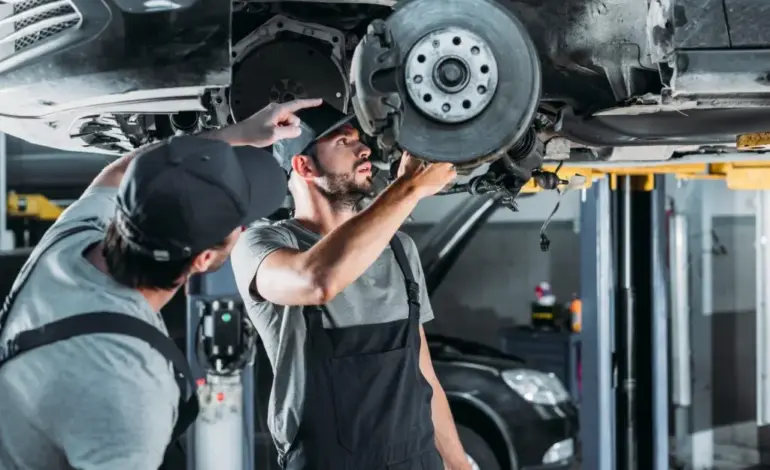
[{"xmin": 0, "ymin": 0, "xmax": 81, "ymax": 53}]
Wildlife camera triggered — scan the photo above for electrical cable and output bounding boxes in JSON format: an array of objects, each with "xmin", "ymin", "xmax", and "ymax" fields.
[{"xmin": 538, "ymin": 162, "xmax": 587, "ymax": 252}]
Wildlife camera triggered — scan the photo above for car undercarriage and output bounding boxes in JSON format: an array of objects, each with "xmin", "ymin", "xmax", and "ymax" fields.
[{"xmin": 0, "ymin": 0, "xmax": 769, "ymax": 210}]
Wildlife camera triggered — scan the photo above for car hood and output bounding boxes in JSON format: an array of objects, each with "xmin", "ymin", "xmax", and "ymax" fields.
[{"xmin": 427, "ymin": 334, "xmax": 525, "ymax": 370}]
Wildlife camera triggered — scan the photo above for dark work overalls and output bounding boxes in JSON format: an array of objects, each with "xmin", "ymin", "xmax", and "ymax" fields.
[
  {"xmin": 281, "ymin": 236, "xmax": 443, "ymax": 470},
  {"xmin": 0, "ymin": 222, "xmax": 199, "ymax": 470}
]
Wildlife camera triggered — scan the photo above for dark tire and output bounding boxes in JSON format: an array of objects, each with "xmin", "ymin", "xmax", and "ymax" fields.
[{"xmin": 457, "ymin": 424, "xmax": 503, "ymax": 470}]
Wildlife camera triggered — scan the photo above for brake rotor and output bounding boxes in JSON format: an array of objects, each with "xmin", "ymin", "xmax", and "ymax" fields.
[
  {"xmin": 387, "ymin": 0, "xmax": 541, "ymax": 164},
  {"xmin": 229, "ymin": 40, "xmax": 348, "ymax": 122}
]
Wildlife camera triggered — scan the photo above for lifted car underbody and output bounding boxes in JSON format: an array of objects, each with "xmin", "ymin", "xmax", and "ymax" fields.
[{"xmin": 0, "ymin": 0, "xmax": 769, "ymax": 209}]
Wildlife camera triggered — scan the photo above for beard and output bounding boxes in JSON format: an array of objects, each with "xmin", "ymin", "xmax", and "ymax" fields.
[{"xmin": 316, "ymin": 160, "xmax": 376, "ymax": 212}]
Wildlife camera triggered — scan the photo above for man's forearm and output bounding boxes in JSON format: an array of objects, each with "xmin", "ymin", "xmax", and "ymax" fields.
[
  {"xmin": 302, "ymin": 177, "xmax": 422, "ymax": 302},
  {"xmin": 432, "ymin": 387, "xmax": 471, "ymax": 470},
  {"xmin": 86, "ymin": 150, "xmax": 140, "ymax": 191},
  {"xmin": 201, "ymin": 123, "xmax": 249, "ymax": 146}
]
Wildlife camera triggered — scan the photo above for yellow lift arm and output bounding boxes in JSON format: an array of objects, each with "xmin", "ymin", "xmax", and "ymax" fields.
[
  {"xmin": 520, "ymin": 160, "xmax": 770, "ymax": 193},
  {"xmin": 8, "ymin": 153, "xmax": 770, "ymax": 216}
]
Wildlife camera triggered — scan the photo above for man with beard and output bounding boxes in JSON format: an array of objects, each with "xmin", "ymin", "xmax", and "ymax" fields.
[
  {"xmin": 231, "ymin": 102, "xmax": 472, "ymax": 470},
  {"xmin": 0, "ymin": 98, "xmax": 322, "ymax": 470}
]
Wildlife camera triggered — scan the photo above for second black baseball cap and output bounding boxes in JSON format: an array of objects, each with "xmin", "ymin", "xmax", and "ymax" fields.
[
  {"xmin": 115, "ymin": 135, "xmax": 287, "ymax": 261},
  {"xmin": 271, "ymin": 101, "xmax": 356, "ymax": 173}
]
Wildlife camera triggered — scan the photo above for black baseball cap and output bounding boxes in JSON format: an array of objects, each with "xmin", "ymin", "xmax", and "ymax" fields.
[
  {"xmin": 115, "ymin": 135, "xmax": 287, "ymax": 261},
  {"xmin": 272, "ymin": 101, "xmax": 356, "ymax": 173}
]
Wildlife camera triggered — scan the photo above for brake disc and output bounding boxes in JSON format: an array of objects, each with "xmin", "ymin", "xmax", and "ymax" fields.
[{"xmin": 351, "ymin": 0, "xmax": 541, "ymax": 164}]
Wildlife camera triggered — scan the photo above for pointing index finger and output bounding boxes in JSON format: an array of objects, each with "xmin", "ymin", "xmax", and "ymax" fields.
[{"xmin": 280, "ymin": 98, "xmax": 324, "ymax": 113}]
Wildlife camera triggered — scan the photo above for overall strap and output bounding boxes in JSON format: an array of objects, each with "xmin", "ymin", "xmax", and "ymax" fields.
[
  {"xmin": 303, "ymin": 236, "xmax": 422, "ymax": 350},
  {"xmin": 0, "ymin": 219, "xmax": 102, "ymax": 332},
  {"xmin": 0, "ymin": 312, "xmax": 199, "ymax": 441},
  {"xmin": 388, "ymin": 236, "xmax": 421, "ymax": 328}
]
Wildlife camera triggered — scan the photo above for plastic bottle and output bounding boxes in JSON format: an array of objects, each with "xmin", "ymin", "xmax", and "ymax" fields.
[{"xmin": 569, "ymin": 295, "xmax": 582, "ymax": 333}]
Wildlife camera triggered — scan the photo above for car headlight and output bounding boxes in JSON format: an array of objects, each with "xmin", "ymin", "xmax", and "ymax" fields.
[{"xmin": 501, "ymin": 369, "xmax": 570, "ymax": 405}]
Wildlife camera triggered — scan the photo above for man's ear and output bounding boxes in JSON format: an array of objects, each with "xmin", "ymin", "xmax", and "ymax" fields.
[
  {"xmin": 291, "ymin": 154, "xmax": 317, "ymax": 179},
  {"xmin": 190, "ymin": 249, "xmax": 216, "ymax": 274}
]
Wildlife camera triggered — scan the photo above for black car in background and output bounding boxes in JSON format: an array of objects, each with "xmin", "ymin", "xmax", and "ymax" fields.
[
  {"xmin": 427, "ymin": 333, "xmax": 577, "ymax": 470},
  {"xmin": 1, "ymin": 186, "xmax": 577, "ymax": 470}
]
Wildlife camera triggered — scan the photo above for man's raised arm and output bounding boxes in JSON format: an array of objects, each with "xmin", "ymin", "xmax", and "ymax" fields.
[
  {"xmin": 86, "ymin": 98, "xmax": 322, "ymax": 191},
  {"xmin": 253, "ymin": 157, "xmax": 456, "ymax": 306}
]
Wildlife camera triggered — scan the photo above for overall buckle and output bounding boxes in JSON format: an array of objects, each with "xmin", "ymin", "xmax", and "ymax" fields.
[{"xmin": 406, "ymin": 281, "xmax": 421, "ymax": 306}]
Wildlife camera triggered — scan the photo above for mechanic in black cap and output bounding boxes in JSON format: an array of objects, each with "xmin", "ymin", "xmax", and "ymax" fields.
[
  {"xmin": 0, "ymin": 99, "xmax": 321, "ymax": 470},
  {"xmin": 231, "ymin": 102, "xmax": 472, "ymax": 470}
]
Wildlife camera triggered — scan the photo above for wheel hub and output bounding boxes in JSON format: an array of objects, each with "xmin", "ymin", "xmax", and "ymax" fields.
[
  {"xmin": 349, "ymin": 0, "xmax": 541, "ymax": 163},
  {"xmin": 405, "ymin": 27, "xmax": 498, "ymax": 124},
  {"xmin": 435, "ymin": 57, "xmax": 468, "ymax": 91}
]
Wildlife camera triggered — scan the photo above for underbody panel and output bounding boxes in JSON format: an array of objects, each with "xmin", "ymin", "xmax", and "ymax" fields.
[
  {"xmin": 0, "ymin": 0, "xmax": 231, "ymax": 152},
  {"xmin": 0, "ymin": 0, "xmax": 767, "ymax": 164}
]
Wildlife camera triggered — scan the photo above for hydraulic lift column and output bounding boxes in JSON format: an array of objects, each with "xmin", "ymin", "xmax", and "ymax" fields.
[
  {"xmin": 611, "ymin": 175, "xmax": 669, "ymax": 470},
  {"xmin": 579, "ymin": 177, "xmax": 615, "ymax": 470},
  {"xmin": 186, "ymin": 263, "xmax": 257, "ymax": 470}
]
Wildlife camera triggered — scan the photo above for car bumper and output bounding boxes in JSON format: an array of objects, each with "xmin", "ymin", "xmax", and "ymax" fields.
[
  {"xmin": 508, "ymin": 402, "xmax": 579, "ymax": 470},
  {"xmin": 522, "ymin": 463, "xmax": 575, "ymax": 470}
]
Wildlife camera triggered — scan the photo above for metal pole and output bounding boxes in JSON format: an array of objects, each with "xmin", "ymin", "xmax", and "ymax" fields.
[
  {"xmin": 650, "ymin": 175, "xmax": 670, "ymax": 470},
  {"xmin": 0, "ymin": 132, "xmax": 7, "ymax": 251},
  {"xmin": 669, "ymin": 213, "xmax": 692, "ymax": 439},
  {"xmin": 579, "ymin": 177, "xmax": 615, "ymax": 470},
  {"xmin": 685, "ymin": 182, "xmax": 713, "ymax": 469},
  {"xmin": 756, "ymin": 190, "xmax": 770, "ymax": 425},
  {"xmin": 615, "ymin": 175, "xmax": 637, "ymax": 470}
]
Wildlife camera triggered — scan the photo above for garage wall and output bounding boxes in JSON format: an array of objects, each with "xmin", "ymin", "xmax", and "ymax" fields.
[
  {"xmin": 402, "ymin": 185, "xmax": 758, "ymax": 351},
  {"xmin": 711, "ymin": 216, "xmax": 756, "ymax": 313},
  {"xmin": 403, "ymin": 220, "xmax": 580, "ymax": 347}
]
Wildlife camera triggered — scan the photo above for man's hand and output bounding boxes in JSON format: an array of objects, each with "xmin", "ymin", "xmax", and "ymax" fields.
[
  {"xmin": 397, "ymin": 152, "xmax": 457, "ymax": 198},
  {"xmin": 215, "ymin": 98, "xmax": 323, "ymax": 147},
  {"xmin": 417, "ymin": 326, "xmax": 472, "ymax": 470}
]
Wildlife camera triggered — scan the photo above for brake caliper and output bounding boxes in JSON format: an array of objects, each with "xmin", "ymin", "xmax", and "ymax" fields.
[{"xmin": 349, "ymin": 19, "xmax": 403, "ymax": 153}]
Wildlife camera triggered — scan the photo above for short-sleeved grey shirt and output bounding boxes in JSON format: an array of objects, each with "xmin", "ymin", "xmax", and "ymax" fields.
[
  {"xmin": 0, "ymin": 187, "xmax": 179, "ymax": 470},
  {"xmin": 230, "ymin": 219, "xmax": 434, "ymax": 455}
]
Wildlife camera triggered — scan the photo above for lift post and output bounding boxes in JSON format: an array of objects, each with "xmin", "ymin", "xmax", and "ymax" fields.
[
  {"xmin": 757, "ymin": 189, "xmax": 770, "ymax": 426},
  {"xmin": 581, "ymin": 174, "xmax": 669, "ymax": 470},
  {"xmin": 610, "ymin": 175, "xmax": 669, "ymax": 470},
  {"xmin": 579, "ymin": 177, "xmax": 615, "ymax": 470},
  {"xmin": 186, "ymin": 264, "xmax": 257, "ymax": 470}
]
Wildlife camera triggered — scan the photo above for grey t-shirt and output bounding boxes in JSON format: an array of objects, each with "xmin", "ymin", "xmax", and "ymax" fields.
[
  {"xmin": 230, "ymin": 219, "xmax": 434, "ymax": 455},
  {"xmin": 0, "ymin": 187, "xmax": 179, "ymax": 470}
]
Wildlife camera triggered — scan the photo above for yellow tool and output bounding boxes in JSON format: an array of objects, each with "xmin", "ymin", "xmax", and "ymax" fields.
[{"xmin": 7, "ymin": 192, "xmax": 64, "ymax": 221}]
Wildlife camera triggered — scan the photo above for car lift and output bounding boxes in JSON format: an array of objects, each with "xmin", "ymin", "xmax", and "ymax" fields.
[{"xmin": 579, "ymin": 175, "xmax": 669, "ymax": 470}]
